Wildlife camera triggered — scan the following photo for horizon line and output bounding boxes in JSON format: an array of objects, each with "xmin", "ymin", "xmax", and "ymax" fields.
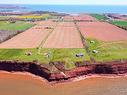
[{"xmin": 0, "ymin": 3, "xmax": 127, "ymax": 6}]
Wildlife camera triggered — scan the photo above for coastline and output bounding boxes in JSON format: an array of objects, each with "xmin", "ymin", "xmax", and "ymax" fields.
[
  {"xmin": 1, "ymin": 70, "xmax": 127, "ymax": 86},
  {"xmin": 0, "ymin": 60, "xmax": 127, "ymax": 85}
]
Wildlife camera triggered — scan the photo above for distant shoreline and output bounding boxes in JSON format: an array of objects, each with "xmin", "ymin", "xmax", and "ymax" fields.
[{"xmin": 0, "ymin": 4, "xmax": 127, "ymax": 14}]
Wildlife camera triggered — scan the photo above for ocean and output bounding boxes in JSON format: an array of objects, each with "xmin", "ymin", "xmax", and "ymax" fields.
[
  {"xmin": 0, "ymin": 4, "xmax": 127, "ymax": 14},
  {"xmin": 0, "ymin": 72, "xmax": 127, "ymax": 95}
]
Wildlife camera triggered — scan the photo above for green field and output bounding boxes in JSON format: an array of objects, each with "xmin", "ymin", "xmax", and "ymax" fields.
[
  {"xmin": 0, "ymin": 21, "xmax": 34, "ymax": 31},
  {"xmin": 91, "ymin": 14, "xmax": 108, "ymax": 21},
  {"xmin": 1, "ymin": 39, "xmax": 127, "ymax": 66},
  {"xmin": 0, "ymin": 48, "xmax": 90, "ymax": 69},
  {"xmin": 111, "ymin": 20, "xmax": 127, "ymax": 29},
  {"xmin": 87, "ymin": 39, "xmax": 127, "ymax": 62}
]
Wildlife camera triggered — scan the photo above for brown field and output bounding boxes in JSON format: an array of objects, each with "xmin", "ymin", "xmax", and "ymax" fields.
[
  {"xmin": 58, "ymin": 22, "xmax": 75, "ymax": 27},
  {"xmin": 78, "ymin": 22, "xmax": 127, "ymax": 41},
  {"xmin": 34, "ymin": 20, "xmax": 58, "ymax": 27},
  {"xmin": 1, "ymin": 15, "xmax": 127, "ymax": 48},
  {"xmin": 0, "ymin": 21, "xmax": 57, "ymax": 48},
  {"xmin": 73, "ymin": 14, "xmax": 96, "ymax": 21},
  {"xmin": 63, "ymin": 16, "xmax": 74, "ymax": 21},
  {"xmin": 42, "ymin": 22, "xmax": 83, "ymax": 48}
]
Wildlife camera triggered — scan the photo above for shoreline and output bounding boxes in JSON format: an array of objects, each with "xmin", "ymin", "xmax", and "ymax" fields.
[
  {"xmin": 0, "ymin": 60, "xmax": 127, "ymax": 85},
  {"xmin": 1, "ymin": 70, "xmax": 127, "ymax": 86}
]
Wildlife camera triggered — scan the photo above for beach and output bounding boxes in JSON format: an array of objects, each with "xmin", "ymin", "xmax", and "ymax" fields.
[{"xmin": 0, "ymin": 71, "xmax": 127, "ymax": 95}]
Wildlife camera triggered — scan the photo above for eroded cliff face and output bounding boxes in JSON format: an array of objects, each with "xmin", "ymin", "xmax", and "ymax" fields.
[
  {"xmin": 0, "ymin": 61, "xmax": 51, "ymax": 80},
  {"xmin": 0, "ymin": 60, "xmax": 127, "ymax": 82}
]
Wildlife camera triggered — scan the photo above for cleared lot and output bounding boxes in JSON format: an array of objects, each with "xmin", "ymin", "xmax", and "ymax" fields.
[
  {"xmin": 78, "ymin": 22, "xmax": 127, "ymax": 41},
  {"xmin": 42, "ymin": 22, "xmax": 83, "ymax": 48}
]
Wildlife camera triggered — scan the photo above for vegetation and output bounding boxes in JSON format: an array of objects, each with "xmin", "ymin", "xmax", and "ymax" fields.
[
  {"xmin": 0, "ymin": 48, "xmax": 90, "ymax": 68},
  {"xmin": 17, "ymin": 14, "xmax": 51, "ymax": 19},
  {"xmin": 0, "ymin": 21, "xmax": 33, "ymax": 31},
  {"xmin": 0, "ymin": 21, "xmax": 34, "ymax": 43},
  {"xmin": 110, "ymin": 20, "xmax": 127, "ymax": 30},
  {"xmin": 87, "ymin": 38, "xmax": 127, "ymax": 62},
  {"xmin": 91, "ymin": 14, "xmax": 108, "ymax": 21}
]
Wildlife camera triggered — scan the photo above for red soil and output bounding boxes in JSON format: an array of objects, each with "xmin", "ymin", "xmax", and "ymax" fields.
[
  {"xmin": 73, "ymin": 14, "xmax": 96, "ymax": 21},
  {"xmin": 78, "ymin": 22, "xmax": 127, "ymax": 41},
  {"xmin": 63, "ymin": 16, "xmax": 74, "ymax": 21},
  {"xmin": 35, "ymin": 20, "xmax": 57, "ymax": 27},
  {"xmin": 42, "ymin": 22, "xmax": 83, "ymax": 48},
  {"xmin": 58, "ymin": 22, "xmax": 75, "ymax": 27},
  {"xmin": 0, "ymin": 21, "xmax": 57, "ymax": 48}
]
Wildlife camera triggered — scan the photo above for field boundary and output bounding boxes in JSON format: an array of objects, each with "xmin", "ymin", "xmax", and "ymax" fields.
[{"xmin": 74, "ymin": 20, "xmax": 95, "ymax": 62}]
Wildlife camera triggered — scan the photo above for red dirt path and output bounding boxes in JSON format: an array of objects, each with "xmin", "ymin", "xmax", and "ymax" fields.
[
  {"xmin": 78, "ymin": 22, "xmax": 127, "ymax": 41},
  {"xmin": 42, "ymin": 22, "xmax": 83, "ymax": 48}
]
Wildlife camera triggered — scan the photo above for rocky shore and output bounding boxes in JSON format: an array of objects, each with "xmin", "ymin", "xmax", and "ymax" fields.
[{"xmin": 0, "ymin": 60, "xmax": 127, "ymax": 82}]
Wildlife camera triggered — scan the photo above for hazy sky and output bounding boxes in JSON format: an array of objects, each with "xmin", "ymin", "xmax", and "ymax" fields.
[{"xmin": 0, "ymin": 0, "xmax": 127, "ymax": 5}]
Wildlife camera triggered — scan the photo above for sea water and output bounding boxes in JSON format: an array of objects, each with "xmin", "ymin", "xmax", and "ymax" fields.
[{"xmin": 0, "ymin": 4, "xmax": 127, "ymax": 14}]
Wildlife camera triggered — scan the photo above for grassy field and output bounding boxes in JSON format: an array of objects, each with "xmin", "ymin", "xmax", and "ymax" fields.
[
  {"xmin": 91, "ymin": 14, "xmax": 108, "ymax": 21},
  {"xmin": 0, "ymin": 48, "xmax": 90, "ymax": 69},
  {"xmin": 0, "ymin": 16, "xmax": 10, "ymax": 19},
  {"xmin": 87, "ymin": 38, "xmax": 127, "ymax": 62},
  {"xmin": 110, "ymin": 20, "xmax": 127, "ymax": 29},
  {"xmin": 0, "ymin": 21, "xmax": 33, "ymax": 31}
]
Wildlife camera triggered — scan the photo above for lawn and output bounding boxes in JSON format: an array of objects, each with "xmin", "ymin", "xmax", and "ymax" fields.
[
  {"xmin": 110, "ymin": 20, "xmax": 127, "ymax": 29},
  {"xmin": 87, "ymin": 38, "xmax": 127, "ymax": 62},
  {"xmin": 0, "ymin": 48, "xmax": 90, "ymax": 69},
  {"xmin": 91, "ymin": 14, "xmax": 108, "ymax": 21},
  {"xmin": 0, "ymin": 21, "xmax": 34, "ymax": 31}
]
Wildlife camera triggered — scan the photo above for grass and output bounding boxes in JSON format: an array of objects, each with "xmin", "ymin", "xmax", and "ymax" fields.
[
  {"xmin": 0, "ymin": 48, "xmax": 90, "ymax": 69},
  {"xmin": 87, "ymin": 38, "xmax": 127, "ymax": 62},
  {"xmin": 110, "ymin": 20, "xmax": 127, "ymax": 29},
  {"xmin": 0, "ymin": 21, "xmax": 33, "ymax": 31},
  {"xmin": 17, "ymin": 14, "xmax": 50, "ymax": 19},
  {"xmin": 0, "ymin": 16, "xmax": 10, "ymax": 19},
  {"xmin": 91, "ymin": 14, "xmax": 108, "ymax": 21}
]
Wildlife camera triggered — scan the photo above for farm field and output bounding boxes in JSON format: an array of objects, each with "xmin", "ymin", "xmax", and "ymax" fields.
[
  {"xmin": 87, "ymin": 39, "xmax": 127, "ymax": 62},
  {"xmin": 90, "ymin": 14, "xmax": 108, "ymax": 20},
  {"xmin": 110, "ymin": 20, "xmax": 127, "ymax": 29},
  {"xmin": 77, "ymin": 22, "xmax": 127, "ymax": 41},
  {"xmin": 0, "ymin": 21, "xmax": 33, "ymax": 43},
  {"xmin": 0, "ymin": 14, "xmax": 127, "ymax": 63},
  {"xmin": 63, "ymin": 16, "xmax": 74, "ymax": 21},
  {"xmin": 58, "ymin": 21, "xmax": 75, "ymax": 27},
  {"xmin": 0, "ymin": 20, "xmax": 57, "ymax": 48},
  {"xmin": 73, "ymin": 14, "xmax": 96, "ymax": 21},
  {"xmin": 35, "ymin": 20, "xmax": 58, "ymax": 27},
  {"xmin": 42, "ymin": 22, "xmax": 83, "ymax": 48},
  {"xmin": 0, "ymin": 48, "xmax": 90, "ymax": 68},
  {"xmin": 16, "ymin": 14, "xmax": 50, "ymax": 19},
  {"xmin": 0, "ymin": 21, "xmax": 33, "ymax": 31}
]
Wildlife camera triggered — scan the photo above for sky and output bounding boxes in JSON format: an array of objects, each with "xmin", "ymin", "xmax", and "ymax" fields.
[{"xmin": 0, "ymin": 0, "xmax": 127, "ymax": 5}]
